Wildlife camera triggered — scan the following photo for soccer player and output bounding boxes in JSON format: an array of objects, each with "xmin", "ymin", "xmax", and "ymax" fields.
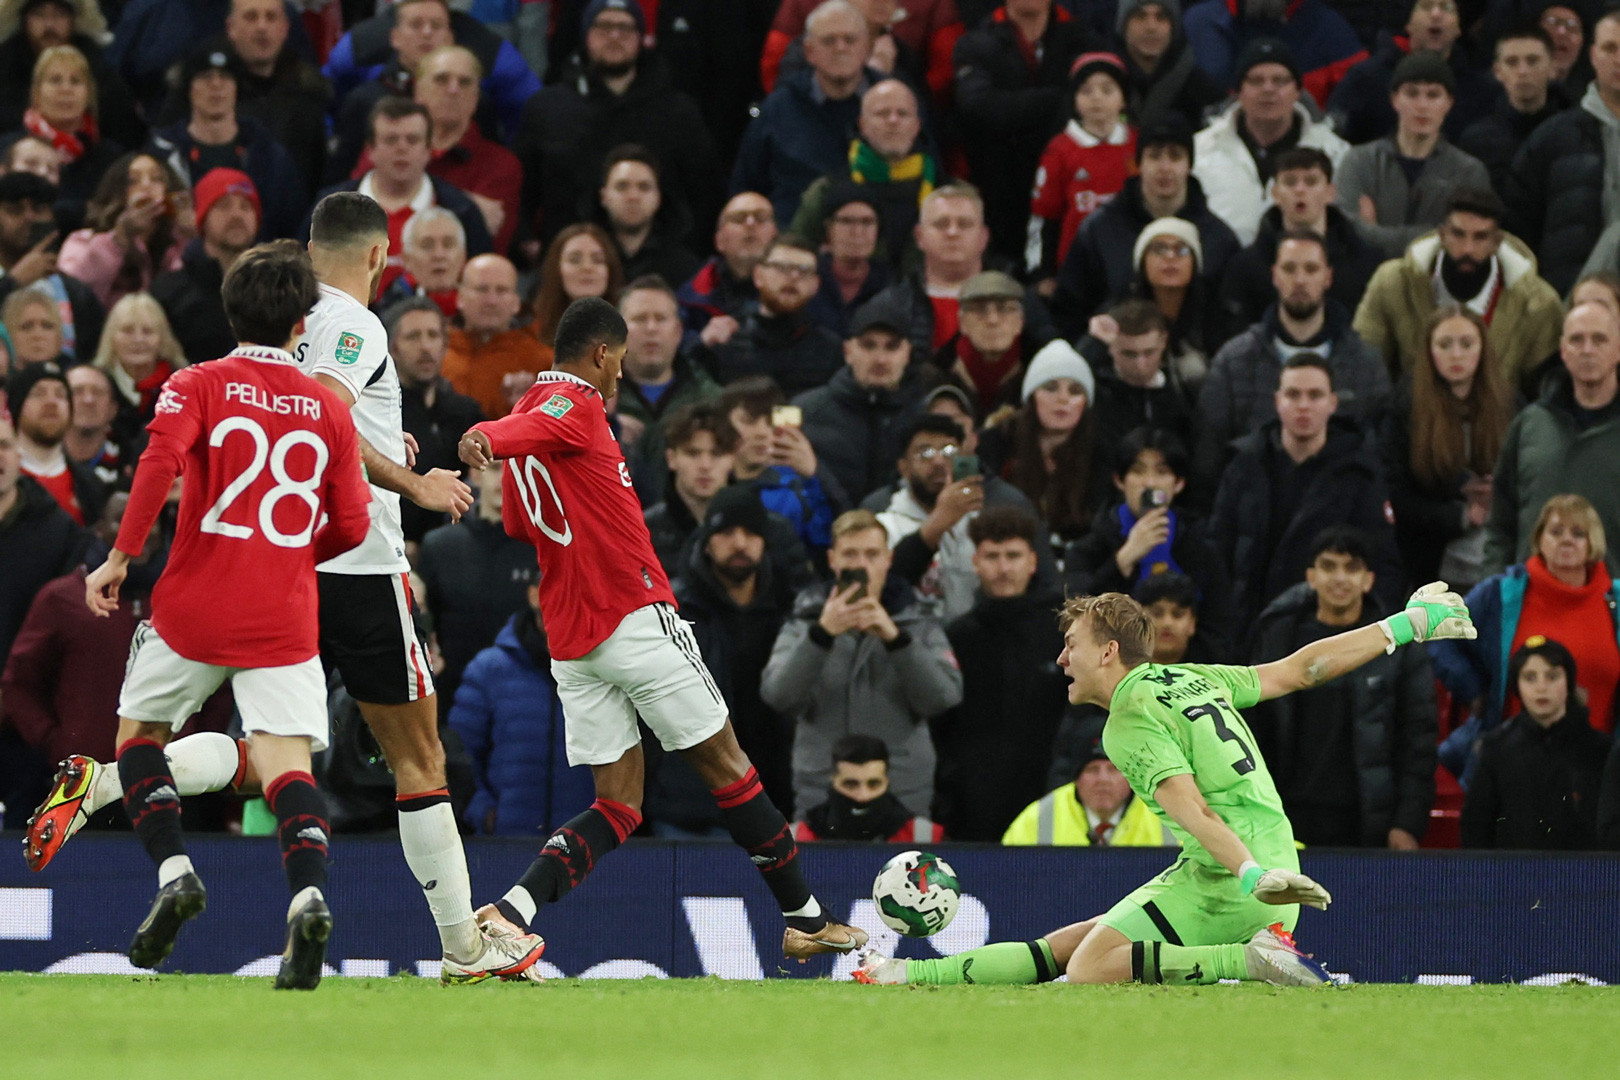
[
  {"xmin": 26, "ymin": 194, "xmax": 544, "ymax": 985},
  {"xmin": 856, "ymin": 586, "xmax": 1476, "ymax": 988},
  {"xmin": 80, "ymin": 241, "xmax": 372, "ymax": 988},
  {"xmin": 456, "ymin": 297, "xmax": 867, "ymax": 963}
]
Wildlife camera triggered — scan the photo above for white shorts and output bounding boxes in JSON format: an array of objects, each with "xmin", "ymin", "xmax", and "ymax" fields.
[
  {"xmin": 551, "ymin": 603, "xmax": 729, "ymax": 767},
  {"xmin": 119, "ymin": 623, "xmax": 331, "ymax": 752}
]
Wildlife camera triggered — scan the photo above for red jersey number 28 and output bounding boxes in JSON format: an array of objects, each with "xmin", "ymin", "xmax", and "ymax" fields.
[
  {"xmin": 509, "ymin": 456, "xmax": 573, "ymax": 546},
  {"xmin": 199, "ymin": 416, "xmax": 331, "ymax": 548}
]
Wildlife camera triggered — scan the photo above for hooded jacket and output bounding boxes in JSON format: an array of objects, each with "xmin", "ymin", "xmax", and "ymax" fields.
[
  {"xmin": 761, "ymin": 574, "xmax": 962, "ymax": 816},
  {"xmin": 1192, "ymin": 99, "xmax": 1351, "ymax": 246},
  {"xmin": 1458, "ymin": 84, "xmax": 1571, "ymax": 200},
  {"xmin": 448, "ymin": 612, "xmax": 597, "ymax": 836},
  {"xmin": 1217, "ymin": 203, "xmax": 1383, "ymax": 341},
  {"xmin": 148, "ymin": 239, "xmax": 234, "ymax": 367},
  {"xmin": 150, "ymin": 115, "xmax": 308, "ymax": 242},
  {"xmin": 1461, "ymin": 704, "xmax": 1610, "ymax": 850},
  {"xmin": 1247, "ymin": 582, "xmax": 1437, "ymax": 846},
  {"xmin": 0, "ymin": 475, "xmax": 86, "ymax": 665},
  {"xmin": 1503, "ymin": 88, "xmax": 1610, "ymax": 296},
  {"xmin": 792, "ymin": 364, "xmax": 939, "ymax": 504},
  {"xmin": 711, "ymin": 307, "xmax": 845, "ymax": 397},
  {"xmin": 731, "ymin": 67, "xmax": 872, "ymax": 227},
  {"xmin": 1208, "ymin": 417, "xmax": 1404, "ymax": 633},
  {"xmin": 1351, "ymin": 229, "xmax": 1563, "ymax": 384}
]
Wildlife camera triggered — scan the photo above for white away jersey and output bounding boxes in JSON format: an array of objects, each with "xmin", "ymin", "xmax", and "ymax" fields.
[{"xmin": 292, "ymin": 282, "xmax": 409, "ymax": 574}]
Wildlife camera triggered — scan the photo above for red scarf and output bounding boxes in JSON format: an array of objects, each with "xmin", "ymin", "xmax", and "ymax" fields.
[
  {"xmin": 23, "ymin": 108, "xmax": 96, "ymax": 164},
  {"xmin": 134, "ymin": 360, "xmax": 175, "ymax": 416}
]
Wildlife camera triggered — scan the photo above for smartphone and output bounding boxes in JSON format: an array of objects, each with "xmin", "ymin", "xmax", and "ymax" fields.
[
  {"xmin": 770, "ymin": 404, "xmax": 802, "ymax": 428},
  {"xmin": 836, "ymin": 567, "xmax": 869, "ymax": 601},
  {"xmin": 26, "ymin": 219, "xmax": 59, "ymax": 253},
  {"xmin": 952, "ymin": 454, "xmax": 981, "ymax": 482},
  {"xmin": 1140, "ymin": 488, "xmax": 1169, "ymax": 514}
]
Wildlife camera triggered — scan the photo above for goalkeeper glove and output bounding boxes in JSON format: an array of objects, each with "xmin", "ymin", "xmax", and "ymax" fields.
[
  {"xmin": 1377, "ymin": 581, "xmax": 1476, "ymax": 654},
  {"xmin": 1240, "ymin": 862, "xmax": 1332, "ymax": 910}
]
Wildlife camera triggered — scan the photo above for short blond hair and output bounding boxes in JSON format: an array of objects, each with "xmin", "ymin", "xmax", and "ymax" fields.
[
  {"xmin": 831, "ymin": 508, "xmax": 884, "ymax": 542},
  {"xmin": 1059, "ymin": 593, "xmax": 1153, "ymax": 668},
  {"xmin": 921, "ymin": 181, "xmax": 984, "ymax": 220},
  {"xmin": 31, "ymin": 45, "xmax": 96, "ymax": 121},
  {"xmin": 1532, "ymin": 494, "xmax": 1607, "ymax": 567},
  {"xmin": 416, "ymin": 43, "xmax": 484, "ymax": 83}
]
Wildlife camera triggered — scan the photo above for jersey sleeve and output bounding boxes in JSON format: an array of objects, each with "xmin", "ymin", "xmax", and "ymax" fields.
[
  {"xmin": 475, "ymin": 389, "xmax": 595, "ymax": 458},
  {"xmin": 1103, "ymin": 693, "xmax": 1194, "ymax": 796},
  {"xmin": 1177, "ymin": 664, "xmax": 1263, "ymax": 710},
  {"xmin": 117, "ymin": 367, "xmax": 206, "ymax": 556},
  {"xmin": 1030, "ymin": 140, "xmax": 1066, "ymax": 219},
  {"xmin": 305, "ymin": 315, "xmax": 389, "ymax": 404},
  {"xmin": 142, "ymin": 364, "xmax": 206, "ymax": 447}
]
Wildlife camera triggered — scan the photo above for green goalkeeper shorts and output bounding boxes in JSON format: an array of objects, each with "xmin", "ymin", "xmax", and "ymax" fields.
[{"xmin": 1096, "ymin": 856, "xmax": 1300, "ymax": 947}]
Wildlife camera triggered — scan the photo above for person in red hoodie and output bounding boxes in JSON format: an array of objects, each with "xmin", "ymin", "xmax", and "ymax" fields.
[
  {"xmin": 795, "ymin": 733, "xmax": 945, "ymax": 842},
  {"xmin": 1028, "ymin": 52, "xmax": 1138, "ymax": 287}
]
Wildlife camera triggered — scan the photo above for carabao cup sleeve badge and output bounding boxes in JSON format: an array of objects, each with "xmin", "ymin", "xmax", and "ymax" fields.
[{"xmin": 335, "ymin": 332, "xmax": 364, "ymax": 365}]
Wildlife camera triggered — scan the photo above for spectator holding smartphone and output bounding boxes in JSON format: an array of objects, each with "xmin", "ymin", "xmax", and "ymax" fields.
[
  {"xmin": 57, "ymin": 152, "xmax": 191, "ymax": 309},
  {"xmin": 762, "ymin": 508, "xmax": 962, "ymax": 820}
]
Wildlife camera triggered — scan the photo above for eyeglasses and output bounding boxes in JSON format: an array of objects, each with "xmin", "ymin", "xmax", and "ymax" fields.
[
  {"xmin": 723, "ymin": 209, "xmax": 773, "ymax": 225},
  {"xmin": 831, "ymin": 213, "xmax": 879, "ymax": 227},
  {"xmin": 590, "ymin": 18, "xmax": 641, "ymax": 37},
  {"xmin": 909, "ymin": 445, "xmax": 960, "ymax": 462},
  {"xmin": 760, "ymin": 261, "xmax": 817, "ymax": 279},
  {"xmin": 1146, "ymin": 240, "xmax": 1192, "ymax": 258},
  {"xmin": 1542, "ymin": 14, "xmax": 1581, "ymax": 32}
]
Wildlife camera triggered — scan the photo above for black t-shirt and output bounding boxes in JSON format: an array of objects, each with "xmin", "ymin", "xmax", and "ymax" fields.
[
  {"xmin": 1238, "ymin": 112, "xmax": 1303, "ymax": 185},
  {"xmin": 1571, "ymin": 394, "xmax": 1620, "ymax": 431},
  {"xmin": 1278, "ymin": 615, "xmax": 1363, "ymax": 845}
]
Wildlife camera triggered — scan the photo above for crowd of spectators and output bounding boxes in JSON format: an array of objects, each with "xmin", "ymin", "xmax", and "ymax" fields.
[{"xmin": 5, "ymin": 0, "xmax": 1620, "ymax": 851}]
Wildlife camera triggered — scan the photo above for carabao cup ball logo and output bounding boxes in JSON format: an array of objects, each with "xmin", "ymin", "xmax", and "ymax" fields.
[{"xmin": 872, "ymin": 850, "xmax": 961, "ymax": 937}]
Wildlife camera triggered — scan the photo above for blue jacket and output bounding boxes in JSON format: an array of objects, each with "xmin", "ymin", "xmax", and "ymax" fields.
[
  {"xmin": 322, "ymin": 8, "xmax": 540, "ymax": 136},
  {"xmin": 448, "ymin": 614, "xmax": 596, "ymax": 837},
  {"xmin": 150, "ymin": 116, "xmax": 309, "ymax": 242},
  {"xmin": 1182, "ymin": 0, "xmax": 1367, "ymax": 98},
  {"xmin": 1430, "ymin": 564, "xmax": 1620, "ymax": 761},
  {"xmin": 731, "ymin": 69, "xmax": 866, "ymax": 226},
  {"xmin": 743, "ymin": 464, "xmax": 844, "ymax": 554}
]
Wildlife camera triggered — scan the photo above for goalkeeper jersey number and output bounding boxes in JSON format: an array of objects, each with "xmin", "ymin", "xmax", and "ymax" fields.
[{"xmin": 1102, "ymin": 663, "xmax": 1296, "ymax": 871}]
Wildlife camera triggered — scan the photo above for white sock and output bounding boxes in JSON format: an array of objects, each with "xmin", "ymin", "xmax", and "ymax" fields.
[
  {"xmin": 91, "ymin": 734, "xmax": 242, "ymax": 816},
  {"xmin": 785, "ymin": 897, "xmax": 823, "ymax": 920},
  {"xmin": 287, "ymin": 884, "xmax": 324, "ymax": 921},
  {"xmin": 501, "ymin": 886, "xmax": 538, "ymax": 926},
  {"xmin": 398, "ymin": 801, "xmax": 479, "ymax": 960},
  {"xmin": 158, "ymin": 854, "xmax": 195, "ymax": 888}
]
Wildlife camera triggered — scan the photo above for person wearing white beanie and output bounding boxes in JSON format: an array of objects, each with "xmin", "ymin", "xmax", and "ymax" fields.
[
  {"xmin": 1131, "ymin": 216, "xmax": 1203, "ymax": 272},
  {"xmin": 1021, "ymin": 338, "xmax": 1096, "ymax": 404}
]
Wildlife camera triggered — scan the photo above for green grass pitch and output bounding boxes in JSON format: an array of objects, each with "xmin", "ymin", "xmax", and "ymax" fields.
[{"xmin": 2, "ymin": 974, "xmax": 1614, "ymax": 1079}]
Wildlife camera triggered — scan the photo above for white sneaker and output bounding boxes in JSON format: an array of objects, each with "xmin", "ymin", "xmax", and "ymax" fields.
[
  {"xmin": 1245, "ymin": 924, "xmax": 1332, "ymax": 987},
  {"xmin": 441, "ymin": 921, "xmax": 546, "ymax": 986},
  {"xmin": 851, "ymin": 948, "xmax": 907, "ymax": 985}
]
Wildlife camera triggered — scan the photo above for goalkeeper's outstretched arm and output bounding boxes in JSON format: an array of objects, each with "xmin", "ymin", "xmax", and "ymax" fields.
[
  {"xmin": 1256, "ymin": 582, "xmax": 1476, "ymax": 702},
  {"xmin": 1155, "ymin": 775, "xmax": 1331, "ymax": 909}
]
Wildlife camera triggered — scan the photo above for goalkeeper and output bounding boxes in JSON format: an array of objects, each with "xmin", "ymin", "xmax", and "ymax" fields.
[{"xmin": 856, "ymin": 585, "xmax": 1475, "ymax": 988}]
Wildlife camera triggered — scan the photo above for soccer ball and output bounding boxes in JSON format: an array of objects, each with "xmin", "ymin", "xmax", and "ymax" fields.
[{"xmin": 871, "ymin": 850, "xmax": 960, "ymax": 937}]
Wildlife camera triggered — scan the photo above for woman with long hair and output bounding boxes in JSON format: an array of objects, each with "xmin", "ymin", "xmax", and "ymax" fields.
[
  {"xmin": 1382, "ymin": 304, "xmax": 1515, "ymax": 590},
  {"xmin": 978, "ymin": 340, "xmax": 1102, "ymax": 544},
  {"xmin": 92, "ymin": 292, "xmax": 186, "ymax": 450},
  {"xmin": 20, "ymin": 45, "xmax": 124, "ymax": 213},
  {"xmin": 57, "ymin": 151, "xmax": 190, "ymax": 308},
  {"xmin": 528, "ymin": 223, "xmax": 624, "ymax": 347}
]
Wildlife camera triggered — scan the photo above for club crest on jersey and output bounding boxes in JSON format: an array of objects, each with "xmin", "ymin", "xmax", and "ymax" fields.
[
  {"xmin": 539, "ymin": 393, "xmax": 574, "ymax": 419},
  {"xmin": 334, "ymin": 332, "xmax": 364, "ymax": 366},
  {"xmin": 155, "ymin": 386, "xmax": 185, "ymax": 414}
]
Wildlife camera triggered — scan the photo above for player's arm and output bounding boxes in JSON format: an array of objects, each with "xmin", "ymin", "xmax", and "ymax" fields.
[
  {"xmin": 1255, "ymin": 582, "xmax": 1476, "ymax": 702},
  {"xmin": 1155, "ymin": 775, "xmax": 1332, "ymax": 910},
  {"xmin": 459, "ymin": 399, "xmax": 593, "ymax": 466},
  {"xmin": 313, "ymin": 372, "xmax": 472, "ymax": 520}
]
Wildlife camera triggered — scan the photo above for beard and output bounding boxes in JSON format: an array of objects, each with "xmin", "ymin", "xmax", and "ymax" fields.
[
  {"xmin": 1280, "ymin": 296, "xmax": 1322, "ymax": 322},
  {"xmin": 591, "ymin": 56, "xmax": 636, "ymax": 79},
  {"xmin": 713, "ymin": 554, "xmax": 760, "ymax": 585}
]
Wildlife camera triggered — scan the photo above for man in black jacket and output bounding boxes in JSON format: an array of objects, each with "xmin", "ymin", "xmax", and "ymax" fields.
[
  {"xmin": 936, "ymin": 506, "xmax": 1070, "ymax": 841},
  {"xmin": 1458, "ymin": 26, "xmax": 1569, "ymax": 199},
  {"xmin": 216, "ymin": 0, "xmax": 331, "ymax": 195},
  {"xmin": 150, "ymin": 168, "xmax": 260, "ymax": 366},
  {"xmin": 643, "ymin": 402, "xmax": 741, "ymax": 577},
  {"xmin": 512, "ymin": 0, "xmax": 721, "ymax": 249},
  {"xmin": 1113, "ymin": 0, "xmax": 1225, "ymax": 133},
  {"xmin": 1209, "ymin": 353, "xmax": 1403, "ymax": 634},
  {"xmin": 952, "ymin": 0, "xmax": 1088, "ymax": 264},
  {"xmin": 385, "ymin": 297, "xmax": 485, "ymax": 545},
  {"xmin": 712, "ymin": 235, "xmax": 844, "ymax": 395},
  {"xmin": 591, "ymin": 144, "xmax": 701, "ymax": 290},
  {"xmin": 0, "ymin": 171, "xmax": 102, "ymax": 360},
  {"xmin": 1247, "ymin": 527, "xmax": 1435, "ymax": 848}
]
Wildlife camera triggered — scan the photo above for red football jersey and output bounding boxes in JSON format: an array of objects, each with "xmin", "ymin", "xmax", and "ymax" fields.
[
  {"xmin": 1030, "ymin": 121, "xmax": 1137, "ymax": 267},
  {"xmin": 114, "ymin": 346, "xmax": 372, "ymax": 668},
  {"xmin": 473, "ymin": 371, "xmax": 675, "ymax": 660}
]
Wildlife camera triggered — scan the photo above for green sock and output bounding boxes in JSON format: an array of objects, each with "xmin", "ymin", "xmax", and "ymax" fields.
[
  {"xmin": 1132, "ymin": 941, "xmax": 1249, "ymax": 985},
  {"xmin": 905, "ymin": 940, "xmax": 1060, "ymax": 986}
]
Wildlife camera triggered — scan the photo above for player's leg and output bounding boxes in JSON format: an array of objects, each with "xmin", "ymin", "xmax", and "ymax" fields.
[
  {"xmin": 484, "ymin": 688, "xmax": 646, "ymax": 932},
  {"xmin": 232, "ymin": 658, "xmax": 337, "ymax": 991},
  {"xmin": 857, "ymin": 918, "xmax": 1091, "ymax": 986},
  {"xmin": 113, "ymin": 626, "xmax": 222, "ymax": 968},
  {"xmin": 318, "ymin": 572, "xmax": 497, "ymax": 971},
  {"xmin": 27, "ymin": 732, "xmax": 257, "ymax": 870}
]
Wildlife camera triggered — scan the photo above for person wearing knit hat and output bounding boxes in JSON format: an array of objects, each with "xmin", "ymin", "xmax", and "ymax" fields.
[
  {"xmin": 150, "ymin": 168, "xmax": 262, "ymax": 366},
  {"xmin": 1331, "ymin": 47, "xmax": 1490, "ymax": 258},
  {"xmin": 1131, "ymin": 216, "xmax": 1202, "ymax": 273},
  {"xmin": 1191, "ymin": 36, "xmax": 1350, "ymax": 246},
  {"xmin": 1020, "ymin": 338, "xmax": 1095, "ymax": 404},
  {"xmin": 6, "ymin": 356, "xmax": 106, "ymax": 524},
  {"xmin": 1029, "ymin": 53, "xmax": 1138, "ymax": 280},
  {"xmin": 580, "ymin": 0, "xmax": 645, "ymax": 38}
]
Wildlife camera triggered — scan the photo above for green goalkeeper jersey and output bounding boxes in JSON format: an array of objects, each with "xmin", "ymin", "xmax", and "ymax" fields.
[{"xmin": 1102, "ymin": 663, "xmax": 1297, "ymax": 873}]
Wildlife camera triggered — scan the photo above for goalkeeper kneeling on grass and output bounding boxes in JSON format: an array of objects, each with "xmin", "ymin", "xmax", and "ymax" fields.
[{"xmin": 856, "ymin": 584, "xmax": 1475, "ymax": 988}]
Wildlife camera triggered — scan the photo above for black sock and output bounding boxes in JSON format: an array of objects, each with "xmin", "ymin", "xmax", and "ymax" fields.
[
  {"xmin": 712, "ymin": 767, "xmax": 823, "ymax": 931},
  {"xmin": 118, "ymin": 739, "xmax": 186, "ymax": 868},
  {"xmin": 266, "ymin": 771, "xmax": 329, "ymax": 895},
  {"xmin": 496, "ymin": 798, "xmax": 640, "ymax": 928}
]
